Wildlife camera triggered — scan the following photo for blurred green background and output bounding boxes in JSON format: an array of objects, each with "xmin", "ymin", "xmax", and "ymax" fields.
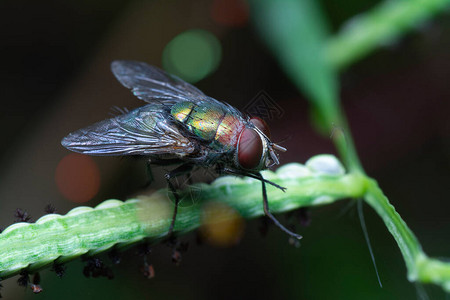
[{"xmin": 0, "ymin": 0, "xmax": 449, "ymax": 299}]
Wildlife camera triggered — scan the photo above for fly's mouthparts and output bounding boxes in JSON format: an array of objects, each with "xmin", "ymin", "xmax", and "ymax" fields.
[{"xmin": 268, "ymin": 149, "xmax": 280, "ymax": 166}]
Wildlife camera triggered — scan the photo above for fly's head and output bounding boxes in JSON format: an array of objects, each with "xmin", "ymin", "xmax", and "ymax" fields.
[{"xmin": 235, "ymin": 117, "xmax": 286, "ymax": 172}]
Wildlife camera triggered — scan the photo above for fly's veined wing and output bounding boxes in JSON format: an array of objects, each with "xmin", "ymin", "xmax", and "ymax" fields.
[
  {"xmin": 61, "ymin": 104, "xmax": 195, "ymax": 156},
  {"xmin": 111, "ymin": 60, "xmax": 207, "ymax": 105},
  {"xmin": 111, "ymin": 60, "xmax": 245, "ymax": 119}
]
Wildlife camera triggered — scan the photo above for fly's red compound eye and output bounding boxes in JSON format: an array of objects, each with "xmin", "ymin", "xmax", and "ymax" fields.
[
  {"xmin": 237, "ymin": 128, "xmax": 263, "ymax": 169},
  {"xmin": 250, "ymin": 117, "xmax": 271, "ymax": 139}
]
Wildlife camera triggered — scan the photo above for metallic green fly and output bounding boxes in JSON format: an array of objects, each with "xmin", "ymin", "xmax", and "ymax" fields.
[{"xmin": 62, "ymin": 61, "xmax": 301, "ymax": 240}]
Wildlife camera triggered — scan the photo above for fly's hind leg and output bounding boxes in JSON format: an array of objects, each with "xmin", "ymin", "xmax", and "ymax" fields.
[{"xmin": 165, "ymin": 164, "xmax": 194, "ymax": 237}]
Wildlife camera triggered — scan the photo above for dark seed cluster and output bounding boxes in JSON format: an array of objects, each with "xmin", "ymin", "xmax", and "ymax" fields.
[
  {"xmin": 136, "ymin": 243, "xmax": 152, "ymax": 257},
  {"xmin": 258, "ymin": 216, "xmax": 271, "ymax": 237},
  {"xmin": 136, "ymin": 243, "xmax": 155, "ymax": 279},
  {"xmin": 14, "ymin": 209, "xmax": 32, "ymax": 223},
  {"xmin": 166, "ymin": 237, "xmax": 189, "ymax": 266},
  {"xmin": 108, "ymin": 248, "xmax": 122, "ymax": 265},
  {"xmin": 17, "ymin": 270, "xmax": 30, "ymax": 287},
  {"xmin": 141, "ymin": 261, "xmax": 155, "ymax": 279},
  {"xmin": 16, "ymin": 270, "xmax": 43, "ymax": 293},
  {"xmin": 285, "ymin": 207, "xmax": 311, "ymax": 227},
  {"xmin": 44, "ymin": 204, "xmax": 57, "ymax": 214},
  {"xmin": 30, "ymin": 273, "xmax": 43, "ymax": 294},
  {"xmin": 82, "ymin": 258, "xmax": 114, "ymax": 280},
  {"xmin": 1, "ymin": 202, "xmax": 305, "ymax": 296},
  {"xmin": 51, "ymin": 262, "xmax": 66, "ymax": 278}
]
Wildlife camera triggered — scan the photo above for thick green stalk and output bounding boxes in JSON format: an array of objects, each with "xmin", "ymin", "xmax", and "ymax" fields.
[
  {"xmin": 364, "ymin": 179, "xmax": 450, "ymax": 292},
  {"xmin": 0, "ymin": 157, "xmax": 365, "ymax": 280}
]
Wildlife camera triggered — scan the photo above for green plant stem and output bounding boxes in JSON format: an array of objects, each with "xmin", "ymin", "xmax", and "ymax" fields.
[
  {"xmin": 1, "ymin": 160, "xmax": 449, "ymax": 291},
  {"xmin": 0, "ymin": 162, "xmax": 365, "ymax": 280},
  {"xmin": 330, "ymin": 119, "xmax": 364, "ymax": 173},
  {"xmin": 364, "ymin": 179, "xmax": 450, "ymax": 292},
  {"xmin": 326, "ymin": 0, "xmax": 450, "ymax": 70}
]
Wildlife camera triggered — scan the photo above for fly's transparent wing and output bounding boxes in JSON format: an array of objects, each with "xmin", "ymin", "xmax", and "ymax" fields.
[
  {"xmin": 111, "ymin": 60, "xmax": 207, "ymax": 105},
  {"xmin": 61, "ymin": 104, "xmax": 195, "ymax": 156},
  {"xmin": 111, "ymin": 60, "xmax": 245, "ymax": 119}
]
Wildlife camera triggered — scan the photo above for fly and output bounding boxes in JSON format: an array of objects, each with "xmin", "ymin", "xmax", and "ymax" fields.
[{"xmin": 62, "ymin": 60, "xmax": 302, "ymax": 240}]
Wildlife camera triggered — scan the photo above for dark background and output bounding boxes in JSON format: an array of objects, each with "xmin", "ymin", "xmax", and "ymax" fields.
[{"xmin": 0, "ymin": 0, "xmax": 449, "ymax": 299}]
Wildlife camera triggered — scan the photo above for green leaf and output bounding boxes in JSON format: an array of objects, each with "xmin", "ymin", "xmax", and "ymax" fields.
[
  {"xmin": 250, "ymin": 0, "xmax": 341, "ymax": 128},
  {"xmin": 250, "ymin": 0, "xmax": 363, "ymax": 172},
  {"xmin": 327, "ymin": 0, "xmax": 450, "ymax": 69}
]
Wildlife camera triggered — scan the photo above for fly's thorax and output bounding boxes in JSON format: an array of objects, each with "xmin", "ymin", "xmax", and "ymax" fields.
[
  {"xmin": 171, "ymin": 101, "xmax": 195, "ymax": 123},
  {"xmin": 213, "ymin": 113, "xmax": 245, "ymax": 150},
  {"xmin": 171, "ymin": 101, "xmax": 223, "ymax": 140},
  {"xmin": 171, "ymin": 101, "xmax": 245, "ymax": 151}
]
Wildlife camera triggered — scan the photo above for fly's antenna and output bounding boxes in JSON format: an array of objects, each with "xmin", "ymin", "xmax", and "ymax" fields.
[{"xmin": 271, "ymin": 143, "xmax": 287, "ymax": 152}]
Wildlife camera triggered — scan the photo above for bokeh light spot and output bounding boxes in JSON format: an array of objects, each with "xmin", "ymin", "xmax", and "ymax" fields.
[
  {"xmin": 162, "ymin": 29, "xmax": 222, "ymax": 83},
  {"xmin": 55, "ymin": 153, "xmax": 100, "ymax": 203},
  {"xmin": 200, "ymin": 202, "xmax": 244, "ymax": 247},
  {"xmin": 211, "ymin": 0, "xmax": 248, "ymax": 27},
  {"xmin": 137, "ymin": 193, "xmax": 171, "ymax": 233}
]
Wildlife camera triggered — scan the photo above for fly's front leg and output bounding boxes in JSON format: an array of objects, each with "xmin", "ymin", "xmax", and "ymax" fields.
[
  {"xmin": 257, "ymin": 172, "xmax": 302, "ymax": 240},
  {"xmin": 221, "ymin": 167, "xmax": 286, "ymax": 191},
  {"xmin": 165, "ymin": 164, "xmax": 194, "ymax": 237},
  {"xmin": 220, "ymin": 167, "xmax": 301, "ymax": 240}
]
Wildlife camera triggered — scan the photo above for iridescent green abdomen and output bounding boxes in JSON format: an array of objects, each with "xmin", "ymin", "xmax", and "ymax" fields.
[{"xmin": 171, "ymin": 101, "xmax": 244, "ymax": 150}]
